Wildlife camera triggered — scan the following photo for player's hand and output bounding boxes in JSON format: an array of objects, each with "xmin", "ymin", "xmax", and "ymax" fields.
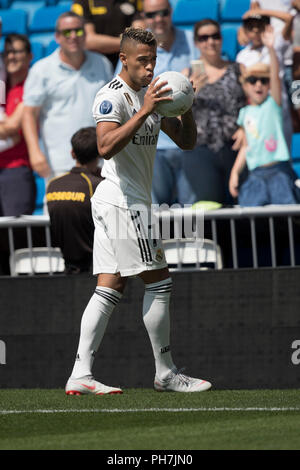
[
  {"xmin": 142, "ymin": 77, "xmax": 173, "ymax": 115},
  {"xmin": 229, "ymin": 171, "xmax": 239, "ymax": 198},
  {"xmin": 30, "ymin": 150, "xmax": 51, "ymax": 178}
]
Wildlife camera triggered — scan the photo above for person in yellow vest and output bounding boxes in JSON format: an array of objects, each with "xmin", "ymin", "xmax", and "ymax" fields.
[
  {"xmin": 46, "ymin": 127, "xmax": 103, "ymax": 274},
  {"xmin": 71, "ymin": 0, "xmax": 142, "ymax": 68}
]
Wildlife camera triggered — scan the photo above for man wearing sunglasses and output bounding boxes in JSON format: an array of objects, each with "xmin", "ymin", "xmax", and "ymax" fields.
[
  {"xmin": 139, "ymin": 0, "xmax": 198, "ymax": 207},
  {"xmin": 23, "ymin": 11, "xmax": 113, "ymax": 182}
]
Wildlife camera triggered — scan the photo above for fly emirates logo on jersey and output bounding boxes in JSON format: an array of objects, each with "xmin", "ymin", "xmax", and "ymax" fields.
[{"xmin": 132, "ymin": 110, "xmax": 160, "ymax": 146}]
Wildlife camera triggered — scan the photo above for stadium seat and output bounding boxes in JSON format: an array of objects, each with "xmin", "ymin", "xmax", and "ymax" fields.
[
  {"xmin": 11, "ymin": 1, "xmax": 46, "ymax": 24},
  {"xmin": 30, "ymin": 40, "xmax": 44, "ymax": 65},
  {"xmin": 220, "ymin": 0, "xmax": 251, "ymax": 22},
  {"xmin": 33, "ymin": 172, "xmax": 45, "ymax": 215},
  {"xmin": 172, "ymin": 0, "xmax": 219, "ymax": 26},
  {"xmin": 0, "ymin": 9, "xmax": 27, "ymax": 35},
  {"xmin": 9, "ymin": 247, "xmax": 65, "ymax": 275},
  {"xmin": 291, "ymin": 133, "xmax": 300, "ymax": 177},
  {"xmin": 28, "ymin": 4, "xmax": 71, "ymax": 33},
  {"xmin": 162, "ymin": 238, "xmax": 223, "ymax": 270},
  {"xmin": 291, "ymin": 133, "xmax": 300, "ymax": 160},
  {"xmin": 293, "ymin": 162, "xmax": 300, "ymax": 178},
  {"xmin": 221, "ymin": 24, "xmax": 238, "ymax": 61},
  {"xmin": 29, "ymin": 32, "xmax": 56, "ymax": 47},
  {"xmin": 57, "ymin": 0, "xmax": 72, "ymax": 6},
  {"xmin": 0, "ymin": 0, "xmax": 11, "ymax": 9},
  {"xmin": 45, "ymin": 39, "xmax": 59, "ymax": 56}
]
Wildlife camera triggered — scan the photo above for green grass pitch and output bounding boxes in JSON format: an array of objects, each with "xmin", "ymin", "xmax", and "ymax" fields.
[{"xmin": 1, "ymin": 389, "xmax": 300, "ymax": 450}]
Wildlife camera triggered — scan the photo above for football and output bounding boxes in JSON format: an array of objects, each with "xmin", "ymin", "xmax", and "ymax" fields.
[{"xmin": 155, "ymin": 71, "xmax": 194, "ymax": 118}]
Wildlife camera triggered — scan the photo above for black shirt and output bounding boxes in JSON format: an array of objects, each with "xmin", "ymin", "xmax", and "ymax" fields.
[
  {"xmin": 46, "ymin": 167, "xmax": 103, "ymax": 272},
  {"xmin": 72, "ymin": 0, "xmax": 141, "ymax": 68}
]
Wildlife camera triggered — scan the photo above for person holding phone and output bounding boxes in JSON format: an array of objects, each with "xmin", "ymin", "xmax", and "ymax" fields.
[{"xmin": 181, "ymin": 19, "xmax": 247, "ymax": 205}]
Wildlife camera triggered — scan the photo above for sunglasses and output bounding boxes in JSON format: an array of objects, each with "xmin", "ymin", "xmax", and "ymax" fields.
[
  {"xmin": 144, "ymin": 8, "xmax": 170, "ymax": 19},
  {"xmin": 245, "ymin": 76, "xmax": 270, "ymax": 85},
  {"xmin": 195, "ymin": 32, "xmax": 221, "ymax": 43},
  {"xmin": 3, "ymin": 48, "xmax": 27, "ymax": 56},
  {"xmin": 57, "ymin": 28, "xmax": 85, "ymax": 38}
]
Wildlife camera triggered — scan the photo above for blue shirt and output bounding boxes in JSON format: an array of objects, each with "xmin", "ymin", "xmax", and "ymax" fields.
[
  {"xmin": 115, "ymin": 28, "xmax": 198, "ymax": 150},
  {"xmin": 24, "ymin": 48, "xmax": 113, "ymax": 175},
  {"xmin": 237, "ymin": 96, "xmax": 290, "ymax": 171}
]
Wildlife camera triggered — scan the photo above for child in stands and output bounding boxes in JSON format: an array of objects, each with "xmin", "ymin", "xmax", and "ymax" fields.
[{"xmin": 229, "ymin": 26, "xmax": 300, "ymax": 206}]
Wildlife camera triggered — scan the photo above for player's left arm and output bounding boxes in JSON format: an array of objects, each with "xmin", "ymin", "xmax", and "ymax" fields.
[{"xmin": 161, "ymin": 108, "xmax": 197, "ymax": 150}]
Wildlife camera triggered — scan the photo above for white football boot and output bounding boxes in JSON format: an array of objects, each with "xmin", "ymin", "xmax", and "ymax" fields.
[
  {"xmin": 65, "ymin": 376, "xmax": 123, "ymax": 396},
  {"xmin": 154, "ymin": 368, "xmax": 212, "ymax": 392}
]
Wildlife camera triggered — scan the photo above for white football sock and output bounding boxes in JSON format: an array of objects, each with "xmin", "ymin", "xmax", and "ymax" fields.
[
  {"xmin": 142, "ymin": 278, "xmax": 175, "ymax": 380},
  {"xmin": 71, "ymin": 286, "xmax": 122, "ymax": 379}
]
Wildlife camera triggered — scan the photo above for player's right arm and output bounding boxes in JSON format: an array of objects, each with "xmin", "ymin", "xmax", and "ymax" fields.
[
  {"xmin": 95, "ymin": 79, "xmax": 171, "ymax": 159},
  {"xmin": 22, "ymin": 105, "xmax": 51, "ymax": 177}
]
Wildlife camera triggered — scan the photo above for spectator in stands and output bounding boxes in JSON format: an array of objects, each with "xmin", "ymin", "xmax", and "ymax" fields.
[
  {"xmin": 46, "ymin": 127, "xmax": 103, "ymax": 274},
  {"xmin": 0, "ymin": 16, "xmax": 6, "ymax": 99},
  {"xmin": 291, "ymin": 0, "xmax": 300, "ymax": 131},
  {"xmin": 236, "ymin": 9, "xmax": 294, "ymax": 148},
  {"xmin": 180, "ymin": 19, "xmax": 247, "ymax": 206},
  {"xmin": 140, "ymin": 0, "xmax": 199, "ymax": 206},
  {"xmin": 71, "ymin": 0, "xmax": 141, "ymax": 68},
  {"xmin": 22, "ymin": 11, "xmax": 113, "ymax": 182},
  {"xmin": 0, "ymin": 34, "xmax": 36, "ymax": 217},
  {"xmin": 229, "ymin": 27, "xmax": 300, "ymax": 206}
]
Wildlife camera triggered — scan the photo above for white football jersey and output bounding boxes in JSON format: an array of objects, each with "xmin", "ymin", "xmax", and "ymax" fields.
[{"xmin": 92, "ymin": 75, "xmax": 162, "ymax": 209}]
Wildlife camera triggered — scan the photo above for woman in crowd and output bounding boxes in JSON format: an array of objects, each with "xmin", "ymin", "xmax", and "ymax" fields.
[{"xmin": 182, "ymin": 19, "xmax": 247, "ymax": 205}]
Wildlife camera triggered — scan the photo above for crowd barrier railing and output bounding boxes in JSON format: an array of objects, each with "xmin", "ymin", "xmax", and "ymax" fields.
[{"xmin": 1, "ymin": 205, "xmax": 300, "ymax": 276}]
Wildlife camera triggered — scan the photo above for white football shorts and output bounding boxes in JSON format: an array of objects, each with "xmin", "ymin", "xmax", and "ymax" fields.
[{"xmin": 92, "ymin": 200, "xmax": 168, "ymax": 277}]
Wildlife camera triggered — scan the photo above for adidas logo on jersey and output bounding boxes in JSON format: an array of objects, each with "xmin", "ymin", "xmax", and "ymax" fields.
[{"xmin": 109, "ymin": 79, "xmax": 123, "ymax": 90}]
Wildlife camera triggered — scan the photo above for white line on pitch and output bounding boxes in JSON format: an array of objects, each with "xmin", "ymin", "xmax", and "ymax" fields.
[{"xmin": 1, "ymin": 407, "xmax": 300, "ymax": 415}]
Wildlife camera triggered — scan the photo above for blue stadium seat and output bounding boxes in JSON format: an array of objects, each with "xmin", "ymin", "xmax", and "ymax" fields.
[
  {"xmin": 221, "ymin": 23, "xmax": 239, "ymax": 61},
  {"xmin": 33, "ymin": 172, "xmax": 46, "ymax": 215},
  {"xmin": 29, "ymin": 4, "xmax": 71, "ymax": 33},
  {"xmin": 30, "ymin": 40, "xmax": 44, "ymax": 65},
  {"xmin": 172, "ymin": 0, "xmax": 219, "ymax": 26},
  {"xmin": 291, "ymin": 133, "xmax": 300, "ymax": 160},
  {"xmin": 57, "ymin": 0, "xmax": 72, "ymax": 6},
  {"xmin": 220, "ymin": 0, "xmax": 251, "ymax": 22},
  {"xmin": 29, "ymin": 32, "xmax": 55, "ymax": 47},
  {"xmin": 45, "ymin": 39, "xmax": 59, "ymax": 56},
  {"xmin": 0, "ymin": 0, "xmax": 11, "ymax": 9},
  {"xmin": 11, "ymin": 1, "xmax": 46, "ymax": 24},
  {"xmin": 293, "ymin": 162, "xmax": 300, "ymax": 178},
  {"xmin": 291, "ymin": 133, "xmax": 300, "ymax": 178},
  {"xmin": 0, "ymin": 9, "xmax": 27, "ymax": 35}
]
